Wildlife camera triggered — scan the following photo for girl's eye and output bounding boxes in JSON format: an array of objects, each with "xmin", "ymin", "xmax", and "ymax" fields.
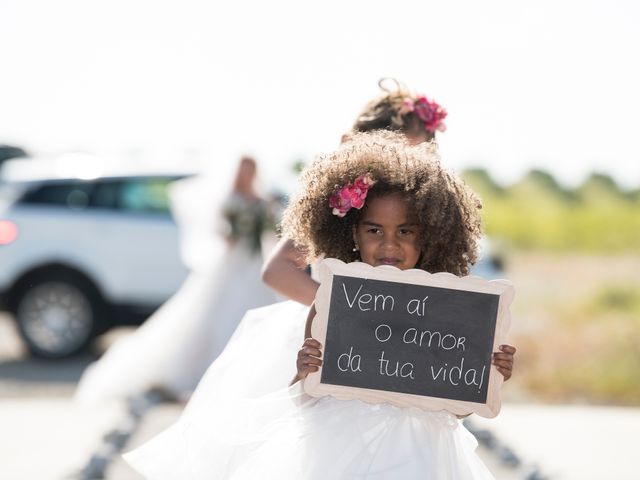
[
  {"xmin": 399, "ymin": 228, "xmax": 414, "ymax": 236},
  {"xmin": 366, "ymin": 227, "xmax": 381, "ymax": 234}
]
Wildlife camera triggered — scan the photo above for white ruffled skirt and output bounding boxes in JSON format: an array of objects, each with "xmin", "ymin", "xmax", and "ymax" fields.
[{"xmin": 124, "ymin": 301, "xmax": 495, "ymax": 479}]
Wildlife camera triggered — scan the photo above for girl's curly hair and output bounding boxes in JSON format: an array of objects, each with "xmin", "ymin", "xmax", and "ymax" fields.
[{"xmin": 281, "ymin": 131, "xmax": 483, "ymax": 276}]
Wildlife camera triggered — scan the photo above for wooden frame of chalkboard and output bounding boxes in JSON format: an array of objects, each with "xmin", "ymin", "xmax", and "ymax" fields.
[{"xmin": 304, "ymin": 259, "xmax": 515, "ymax": 418}]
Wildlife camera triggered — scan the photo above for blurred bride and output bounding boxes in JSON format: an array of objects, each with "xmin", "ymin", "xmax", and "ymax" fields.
[{"xmin": 75, "ymin": 156, "xmax": 278, "ymax": 403}]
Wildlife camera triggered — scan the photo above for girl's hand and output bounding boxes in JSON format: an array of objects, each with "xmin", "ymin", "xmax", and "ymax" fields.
[
  {"xmin": 492, "ymin": 344, "xmax": 516, "ymax": 381},
  {"xmin": 296, "ymin": 338, "xmax": 323, "ymax": 380}
]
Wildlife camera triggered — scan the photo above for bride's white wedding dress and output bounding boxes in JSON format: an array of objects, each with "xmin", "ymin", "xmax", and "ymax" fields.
[{"xmin": 75, "ymin": 175, "xmax": 277, "ymax": 403}]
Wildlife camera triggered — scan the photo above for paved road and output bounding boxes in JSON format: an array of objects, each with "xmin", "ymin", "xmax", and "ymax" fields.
[
  {"xmin": 473, "ymin": 404, "xmax": 640, "ymax": 480},
  {"xmin": 0, "ymin": 312, "xmax": 135, "ymax": 479},
  {"xmin": 0, "ymin": 312, "xmax": 118, "ymax": 398}
]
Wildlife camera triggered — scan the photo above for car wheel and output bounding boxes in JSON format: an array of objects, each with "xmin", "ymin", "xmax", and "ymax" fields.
[{"xmin": 14, "ymin": 276, "xmax": 105, "ymax": 358}]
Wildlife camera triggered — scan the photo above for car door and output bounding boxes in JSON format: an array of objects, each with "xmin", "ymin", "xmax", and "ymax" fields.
[{"xmin": 88, "ymin": 177, "xmax": 188, "ymax": 306}]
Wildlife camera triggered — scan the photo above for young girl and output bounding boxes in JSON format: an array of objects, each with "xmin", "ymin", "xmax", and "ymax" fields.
[
  {"xmin": 125, "ymin": 131, "xmax": 516, "ymax": 479},
  {"xmin": 262, "ymin": 78, "xmax": 447, "ymax": 305}
]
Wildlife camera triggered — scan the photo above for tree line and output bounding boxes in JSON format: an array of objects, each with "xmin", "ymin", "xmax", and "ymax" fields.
[{"xmin": 461, "ymin": 168, "xmax": 640, "ymax": 252}]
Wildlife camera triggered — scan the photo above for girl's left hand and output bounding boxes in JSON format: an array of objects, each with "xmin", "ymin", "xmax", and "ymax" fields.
[{"xmin": 492, "ymin": 344, "xmax": 516, "ymax": 381}]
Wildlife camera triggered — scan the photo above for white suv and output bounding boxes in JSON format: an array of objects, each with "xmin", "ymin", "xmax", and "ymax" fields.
[{"xmin": 0, "ymin": 173, "xmax": 190, "ymax": 358}]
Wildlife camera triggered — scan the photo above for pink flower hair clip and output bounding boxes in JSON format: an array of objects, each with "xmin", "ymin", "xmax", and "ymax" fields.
[
  {"xmin": 401, "ymin": 95, "xmax": 447, "ymax": 133},
  {"xmin": 329, "ymin": 173, "xmax": 377, "ymax": 218}
]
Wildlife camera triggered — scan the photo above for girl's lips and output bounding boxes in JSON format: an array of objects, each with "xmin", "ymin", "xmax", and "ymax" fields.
[{"xmin": 378, "ymin": 258, "xmax": 401, "ymax": 266}]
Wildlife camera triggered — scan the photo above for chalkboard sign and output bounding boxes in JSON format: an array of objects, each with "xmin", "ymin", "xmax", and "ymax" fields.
[{"xmin": 304, "ymin": 259, "xmax": 514, "ymax": 418}]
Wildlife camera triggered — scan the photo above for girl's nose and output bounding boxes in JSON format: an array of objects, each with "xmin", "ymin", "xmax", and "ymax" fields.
[{"xmin": 381, "ymin": 234, "xmax": 400, "ymax": 250}]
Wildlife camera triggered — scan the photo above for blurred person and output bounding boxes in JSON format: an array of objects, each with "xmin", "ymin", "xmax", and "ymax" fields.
[{"xmin": 75, "ymin": 156, "xmax": 277, "ymax": 403}]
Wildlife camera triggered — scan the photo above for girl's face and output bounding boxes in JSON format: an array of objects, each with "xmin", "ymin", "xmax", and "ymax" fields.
[{"xmin": 353, "ymin": 193, "xmax": 421, "ymax": 270}]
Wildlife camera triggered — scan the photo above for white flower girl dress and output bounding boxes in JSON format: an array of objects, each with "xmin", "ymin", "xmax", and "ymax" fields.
[{"xmin": 124, "ymin": 296, "xmax": 495, "ymax": 479}]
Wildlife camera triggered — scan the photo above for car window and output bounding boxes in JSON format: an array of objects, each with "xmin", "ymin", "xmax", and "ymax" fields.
[
  {"xmin": 118, "ymin": 178, "xmax": 173, "ymax": 214},
  {"xmin": 90, "ymin": 181, "xmax": 120, "ymax": 209},
  {"xmin": 18, "ymin": 182, "xmax": 93, "ymax": 210}
]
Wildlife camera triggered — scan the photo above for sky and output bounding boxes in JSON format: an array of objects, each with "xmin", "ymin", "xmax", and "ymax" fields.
[{"xmin": 1, "ymin": 0, "xmax": 639, "ymax": 190}]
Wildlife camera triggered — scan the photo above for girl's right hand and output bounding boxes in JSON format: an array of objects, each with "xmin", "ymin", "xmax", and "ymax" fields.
[{"xmin": 296, "ymin": 338, "xmax": 323, "ymax": 380}]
